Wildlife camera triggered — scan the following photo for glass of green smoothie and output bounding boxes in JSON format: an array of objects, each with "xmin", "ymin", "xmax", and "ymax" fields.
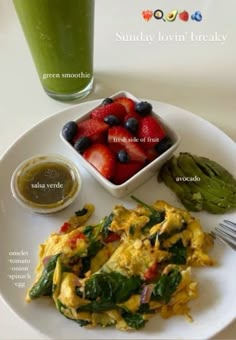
[{"xmin": 13, "ymin": 0, "xmax": 94, "ymax": 101}]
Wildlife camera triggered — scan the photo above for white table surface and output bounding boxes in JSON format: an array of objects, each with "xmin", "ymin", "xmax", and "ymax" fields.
[{"xmin": 0, "ymin": 0, "xmax": 235, "ymax": 339}]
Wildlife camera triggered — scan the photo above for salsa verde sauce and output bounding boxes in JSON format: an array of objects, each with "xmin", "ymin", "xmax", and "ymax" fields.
[{"xmin": 17, "ymin": 160, "xmax": 78, "ymax": 207}]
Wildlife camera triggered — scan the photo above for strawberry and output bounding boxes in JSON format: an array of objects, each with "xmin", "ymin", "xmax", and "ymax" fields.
[
  {"xmin": 89, "ymin": 132, "xmax": 107, "ymax": 144},
  {"xmin": 138, "ymin": 116, "xmax": 166, "ymax": 148},
  {"xmin": 108, "ymin": 126, "xmax": 147, "ymax": 163},
  {"xmin": 123, "ymin": 112, "xmax": 142, "ymax": 124},
  {"xmin": 114, "ymin": 97, "xmax": 135, "ymax": 113},
  {"xmin": 179, "ymin": 10, "xmax": 189, "ymax": 22},
  {"xmin": 145, "ymin": 147, "xmax": 159, "ymax": 162},
  {"xmin": 112, "ymin": 162, "xmax": 144, "ymax": 184},
  {"xmin": 73, "ymin": 118, "xmax": 108, "ymax": 144},
  {"xmin": 109, "ymin": 142, "xmax": 123, "ymax": 154},
  {"xmin": 90, "ymin": 102, "xmax": 127, "ymax": 121},
  {"xmin": 83, "ymin": 143, "xmax": 116, "ymax": 179}
]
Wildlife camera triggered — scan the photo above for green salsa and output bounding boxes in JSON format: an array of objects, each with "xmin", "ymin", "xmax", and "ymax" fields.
[{"xmin": 17, "ymin": 161, "xmax": 78, "ymax": 207}]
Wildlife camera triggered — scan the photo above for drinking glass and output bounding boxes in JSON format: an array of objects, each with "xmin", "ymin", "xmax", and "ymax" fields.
[{"xmin": 13, "ymin": 0, "xmax": 94, "ymax": 101}]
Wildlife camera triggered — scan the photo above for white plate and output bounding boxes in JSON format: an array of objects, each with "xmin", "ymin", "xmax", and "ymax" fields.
[{"xmin": 0, "ymin": 99, "xmax": 235, "ymax": 340}]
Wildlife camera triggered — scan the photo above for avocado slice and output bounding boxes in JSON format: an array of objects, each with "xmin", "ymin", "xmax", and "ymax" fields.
[{"xmin": 166, "ymin": 10, "xmax": 178, "ymax": 22}]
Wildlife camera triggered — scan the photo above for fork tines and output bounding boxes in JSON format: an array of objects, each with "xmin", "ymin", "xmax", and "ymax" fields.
[{"xmin": 212, "ymin": 220, "xmax": 236, "ymax": 251}]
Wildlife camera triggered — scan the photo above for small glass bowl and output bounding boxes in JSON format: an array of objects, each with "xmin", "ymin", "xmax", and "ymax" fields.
[{"xmin": 10, "ymin": 154, "xmax": 82, "ymax": 214}]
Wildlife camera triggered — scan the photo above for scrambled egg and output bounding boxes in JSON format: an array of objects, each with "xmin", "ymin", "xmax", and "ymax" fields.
[{"xmin": 26, "ymin": 199, "xmax": 214, "ymax": 331}]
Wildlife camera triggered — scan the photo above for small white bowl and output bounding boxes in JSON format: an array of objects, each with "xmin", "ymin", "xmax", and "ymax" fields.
[
  {"xmin": 60, "ymin": 91, "xmax": 181, "ymax": 198},
  {"xmin": 11, "ymin": 154, "xmax": 82, "ymax": 213}
]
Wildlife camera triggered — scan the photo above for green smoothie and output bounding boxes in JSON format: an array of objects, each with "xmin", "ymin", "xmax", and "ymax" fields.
[{"xmin": 13, "ymin": 0, "xmax": 94, "ymax": 100}]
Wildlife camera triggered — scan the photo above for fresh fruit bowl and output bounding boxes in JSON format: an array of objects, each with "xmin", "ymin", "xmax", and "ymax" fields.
[{"xmin": 60, "ymin": 91, "xmax": 181, "ymax": 198}]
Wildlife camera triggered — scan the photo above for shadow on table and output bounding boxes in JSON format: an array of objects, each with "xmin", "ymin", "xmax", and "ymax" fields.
[{"xmin": 92, "ymin": 70, "xmax": 232, "ymax": 107}]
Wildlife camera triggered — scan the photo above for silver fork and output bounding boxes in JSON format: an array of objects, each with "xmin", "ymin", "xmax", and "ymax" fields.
[{"xmin": 211, "ymin": 220, "xmax": 236, "ymax": 251}]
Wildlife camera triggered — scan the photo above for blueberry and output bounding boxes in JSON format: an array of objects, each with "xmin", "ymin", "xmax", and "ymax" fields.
[
  {"xmin": 102, "ymin": 97, "xmax": 113, "ymax": 106},
  {"xmin": 191, "ymin": 11, "xmax": 202, "ymax": 21},
  {"xmin": 62, "ymin": 121, "xmax": 78, "ymax": 142},
  {"xmin": 104, "ymin": 115, "xmax": 120, "ymax": 126},
  {"xmin": 125, "ymin": 117, "xmax": 139, "ymax": 134},
  {"xmin": 135, "ymin": 101, "xmax": 152, "ymax": 115},
  {"xmin": 195, "ymin": 13, "xmax": 202, "ymax": 22},
  {"xmin": 74, "ymin": 136, "xmax": 91, "ymax": 154},
  {"xmin": 117, "ymin": 150, "xmax": 130, "ymax": 163},
  {"xmin": 155, "ymin": 137, "xmax": 173, "ymax": 155}
]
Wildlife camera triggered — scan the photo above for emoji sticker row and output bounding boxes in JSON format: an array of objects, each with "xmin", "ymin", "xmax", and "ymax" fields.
[{"xmin": 142, "ymin": 10, "xmax": 202, "ymax": 22}]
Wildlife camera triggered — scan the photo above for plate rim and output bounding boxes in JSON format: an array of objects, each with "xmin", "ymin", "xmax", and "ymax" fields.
[{"xmin": 0, "ymin": 97, "xmax": 235, "ymax": 340}]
